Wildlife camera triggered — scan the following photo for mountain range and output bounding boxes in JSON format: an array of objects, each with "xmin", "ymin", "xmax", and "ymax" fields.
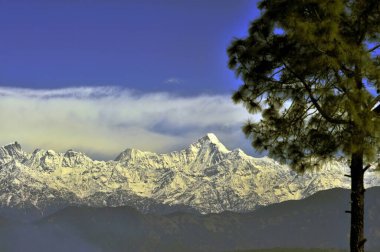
[{"xmin": 0, "ymin": 133, "xmax": 379, "ymax": 214}]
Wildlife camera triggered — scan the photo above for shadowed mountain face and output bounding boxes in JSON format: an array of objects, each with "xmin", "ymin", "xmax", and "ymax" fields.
[
  {"xmin": 0, "ymin": 187, "xmax": 378, "ymax": 252},
  {"xmin": 0, "ymin": 134, "xmax": 379, "ymax": 214}
]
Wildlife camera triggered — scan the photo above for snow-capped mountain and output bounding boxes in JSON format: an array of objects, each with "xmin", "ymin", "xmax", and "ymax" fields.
[{"xmin": 0, "ymin": 133, "xmax": 379, "ymax": 214}]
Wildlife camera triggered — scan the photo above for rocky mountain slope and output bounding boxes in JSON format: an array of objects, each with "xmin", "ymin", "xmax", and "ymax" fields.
[{"xmin": 0, "ymin": 133, "xmax": 379, "ymax": 214}]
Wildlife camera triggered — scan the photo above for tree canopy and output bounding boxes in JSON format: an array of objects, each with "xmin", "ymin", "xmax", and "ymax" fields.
[{"xmin": 228, "ymin": 0, "xmax": 380, "ymax": 172}]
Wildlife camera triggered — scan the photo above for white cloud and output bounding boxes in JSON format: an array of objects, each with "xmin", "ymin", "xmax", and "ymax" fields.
[
  {"xmin": 164, "ymin": 77, "xmax": 183, "ymax": 85},
  {"xmin": 0, "ymin": 86, "xmax": 259, "ymax": 160}
]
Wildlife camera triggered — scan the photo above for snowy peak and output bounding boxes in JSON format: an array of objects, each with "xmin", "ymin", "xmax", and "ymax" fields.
[
  {"xmin": 204, "ymin": 133, "xmax": 222, "ymax": 144},
  {"xmin": 176, "ymin": 133, "xmax": 231, "ymax": 169},
  {"xmin": 63, "ymin": 150, "xmax": 93, "ymax": 167},
  {"xmin": 114, "ymin": 148, "xmax": 148, "ymax": 162},
  {"xmin": 5, "ymin": 141, "xmax": 22, "ymax": 152},
  {"xmin": 0, "ymin": 142, "xmax": 26, "ymax": 164},
  {"xmin": 191, "ymin": 133, "xmax": 229, "ymax": 153},
  {"xmin": 199, "ymin": 133, "xmax": 226, "ymax": 146},
  {"xmin": 25, "ymin": 148, "xmax": 61, "ymax": 172}
]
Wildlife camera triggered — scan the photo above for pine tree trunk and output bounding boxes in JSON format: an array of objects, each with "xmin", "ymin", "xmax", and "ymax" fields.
[{"xmin": 350, "ymin": 152, "xmax": 366, "ymax": 252}]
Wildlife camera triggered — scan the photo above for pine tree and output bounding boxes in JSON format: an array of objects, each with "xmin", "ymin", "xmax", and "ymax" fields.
[{"xmin": 227, "ymin": 1, "xmax": 380, "ymax": 251}]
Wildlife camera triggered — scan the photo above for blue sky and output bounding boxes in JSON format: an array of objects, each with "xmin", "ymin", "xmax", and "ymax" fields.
[
  {"xmin": 0, "ymin": 0, "xmax": 262, "ymax": 159},
  {"xmin": 0, "ymin": 0, "xmax": 259, "ymax": 95}
]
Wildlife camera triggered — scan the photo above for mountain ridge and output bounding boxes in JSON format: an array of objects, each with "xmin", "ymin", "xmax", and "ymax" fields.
[{"xmin": 0, "ymin": 133, "xmax": 379, "ymax": 214}]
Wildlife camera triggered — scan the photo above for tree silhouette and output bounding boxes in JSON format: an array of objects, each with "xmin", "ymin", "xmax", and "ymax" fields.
[{"xmin": 227, "ymin": 1, "xmax": 380, "ymax": 252}]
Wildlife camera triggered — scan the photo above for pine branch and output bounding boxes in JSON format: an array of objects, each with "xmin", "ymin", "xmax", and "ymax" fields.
[
  {"xmin": 282, "ymin": 62, "xmax": 351, "ymax": 125},
  {"xmin": 368, "ymin": 43, "xmax": 380, "ymax": 53},
  {"xmin": 363, "ymin": 164, "xmax": 371, "ymax": 173}
]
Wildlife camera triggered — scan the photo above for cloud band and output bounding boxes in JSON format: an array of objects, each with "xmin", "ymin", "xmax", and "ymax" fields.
[{"xmin": 0, "ymin": 86, "xmax": 256, "ymax": 160}]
